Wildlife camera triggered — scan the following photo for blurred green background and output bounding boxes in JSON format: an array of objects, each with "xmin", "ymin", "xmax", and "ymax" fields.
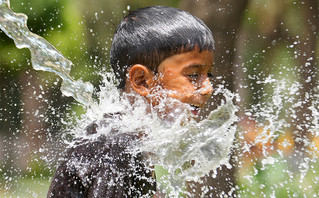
[{"xmin": 0, "ymin": 0, "xmax": 318, "ymax": 197}]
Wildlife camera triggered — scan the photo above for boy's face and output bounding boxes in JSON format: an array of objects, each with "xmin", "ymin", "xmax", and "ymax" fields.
[{"xmin": 148, "ymin": 49, "xmax": 214, "ymax": 117}]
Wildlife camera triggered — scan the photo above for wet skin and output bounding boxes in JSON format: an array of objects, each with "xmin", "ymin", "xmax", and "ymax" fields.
[
  {"xmin": 126, "ymin": 48, "xmax": 214, "ymax": 119},
  {"xmin": 149, "ymin": 49, "xmax": 214, "ymax": 116}
]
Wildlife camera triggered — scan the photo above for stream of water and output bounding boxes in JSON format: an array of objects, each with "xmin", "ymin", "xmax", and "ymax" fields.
[{"xmin": 0, "ymin": 0, "xmax": 94, "ymax": 107}]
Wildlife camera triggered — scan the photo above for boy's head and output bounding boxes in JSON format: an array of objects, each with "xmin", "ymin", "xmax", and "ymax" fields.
[{"xmin": 110, "ymin": 6, "xmax": 215, "ymax": 117}]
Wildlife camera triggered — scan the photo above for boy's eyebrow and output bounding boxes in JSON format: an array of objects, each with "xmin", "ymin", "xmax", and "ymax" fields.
[
  {"xmin": 185, "ymin": 64, "xmax": 214, "ymax": 70},
  {"xmin": 185, "ymin": 64, "xmax": 205, "ymax": 69}
]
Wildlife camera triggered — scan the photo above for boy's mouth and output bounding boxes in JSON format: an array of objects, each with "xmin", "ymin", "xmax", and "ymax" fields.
[{"xmin": 190, "ymin": 104, "xmax": 200, "ymax": 116}]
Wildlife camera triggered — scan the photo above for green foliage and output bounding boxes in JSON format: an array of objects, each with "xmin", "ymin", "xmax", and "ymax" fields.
[
  {"xmin": 238, "ymin": 155, "xmax": 319, "ymax": 197},
  {"xmin": 0, "ymin": 177, "xmax": 51, "ymax": 198}
]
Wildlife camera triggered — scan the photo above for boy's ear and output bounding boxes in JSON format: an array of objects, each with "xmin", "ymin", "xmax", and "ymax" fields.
[{"xmin": 128, "ymin": 64, "xmax": 154, "ymax": 96}]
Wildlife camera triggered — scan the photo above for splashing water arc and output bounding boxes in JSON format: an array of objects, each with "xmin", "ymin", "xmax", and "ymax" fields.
[{"xmin": 0, "ymin": 0, "xmax": 95, "ymax": 107}]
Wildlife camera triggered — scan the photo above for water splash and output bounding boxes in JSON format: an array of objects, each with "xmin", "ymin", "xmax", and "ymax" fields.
[
  {"xmin": 236, "ymin": 74, "xmax": 319, "ymax": 197},
  {"xmin": 70, "ymin": 78, "xmax": 238, "ymax": 196},
  {"xmin": 142, "ymin": 89, "xmax": 238, "ymax": 196},
  {"xmin": 0, "ymin": 0, "xmax": 95, "ymax": 107},
  {"xmin": 0, "ymin": 0, "xmax": 239, "ymax": 196}
]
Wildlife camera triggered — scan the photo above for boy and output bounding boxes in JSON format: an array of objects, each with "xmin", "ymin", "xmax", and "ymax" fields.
[{"xmin": 47, "ymin": 6, "xmax": 214, "ymax": 197}]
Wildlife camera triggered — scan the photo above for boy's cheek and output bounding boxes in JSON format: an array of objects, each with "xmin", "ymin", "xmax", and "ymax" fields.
[{"xmin": 168, "ymin": 90, "xmax": 194, "ymax": 104}]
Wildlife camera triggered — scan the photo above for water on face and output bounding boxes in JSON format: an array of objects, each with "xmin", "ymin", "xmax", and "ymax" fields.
[{"xmin": 1, "ymin": 0, "xmax": 319, "ymax": 197}]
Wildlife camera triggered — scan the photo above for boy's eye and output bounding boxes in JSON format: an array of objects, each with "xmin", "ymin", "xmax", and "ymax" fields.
[
  {"xmin": 188, "ymin": 74, "xmax": 199, "ymax": 78},
  {"xmin": 187, "ymin": 74, "xmax": 199, "ymax": 81}
]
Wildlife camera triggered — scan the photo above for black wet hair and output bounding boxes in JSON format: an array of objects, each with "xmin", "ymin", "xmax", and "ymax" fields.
[{"xmin": 110, "ymin": 6, "xmax": 215, "ymax": 89}]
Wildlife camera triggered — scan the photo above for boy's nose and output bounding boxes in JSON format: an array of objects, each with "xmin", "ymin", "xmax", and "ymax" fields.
[{"xmin": 199, "ymin": 78, "xmax": 213, "ymax": 96}]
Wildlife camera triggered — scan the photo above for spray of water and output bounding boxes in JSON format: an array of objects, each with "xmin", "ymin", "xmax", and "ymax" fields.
[
  {"xmin": 68, "ymin": 72, "xmax": 238, "ymax": 196},
  {"xmin": 0, "ymin": 0, "xmax": 238, "ymax": 196},
  {"xmin": 0, "ymin": 0, "xmax": 95, "ymax": 107}
]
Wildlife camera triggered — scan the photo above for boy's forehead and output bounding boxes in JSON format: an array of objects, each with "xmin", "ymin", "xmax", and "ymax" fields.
[{"xmin": 158, "ymin": 50, "xmax": 214, "ymax": 72}]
